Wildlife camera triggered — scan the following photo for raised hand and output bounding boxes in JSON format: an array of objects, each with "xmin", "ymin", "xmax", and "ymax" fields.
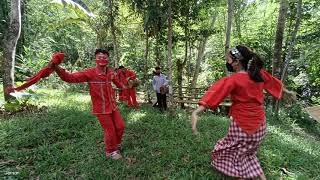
[
  {"xmin": 5, "ymin": 85, "xmax": 15, "ymax": 94},
  {"xmin": 51, "ymin": 52, "xmax": 65, "ymax": 65}
]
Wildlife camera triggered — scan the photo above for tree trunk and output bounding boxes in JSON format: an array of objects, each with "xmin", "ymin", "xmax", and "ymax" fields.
[
  {"xmin": 190, "ymin": 15, "xmax": 216, "ymax": 89},
  {"xmin": 167, "ymin": 0, "xmax": 173, "ymax": 107},
  {"xmin": 108, "ymin": 0, "xmax": 119, "ymax": 68},
  {"xmin": 281, "ymin": 0, "xmax": 302, "ymax": 82},
  {"xmin": 225, "ymin": 0, "xmax": 234, "ymax": 55},
  {"xmin": 176, "ymin": 59, "xmax": 184, "ymax": 108},
  {"xmin": 272, "ymin": 0, "xmax": 288, "ymax": 113},
  {"xmin": 190, "ymin": 38, "xmax": 207, "ymax": 89},
  {"xmin": 225, "ymin": 0, "xmax": 234, "ymax": 75},
  {"xmin": 186, "ymin": 42, "xmax": 192, "ymax": 85},
  {"xmin": 144, "ymin": 30, "xmax": 151, "ymax": 103},
  {"xmin": 167, "ymin": 0, "xmax": 173, "ymax": 82},
  {"xmin": 176, "ymin": 21, "xmax": 190, "ymax": 108},
  {"xmin": 3, "ymin": 0, "xmax": 21, "ymax": 101},
  {"xmin": 155, "ymin": 33, "xmax": 161, "ymax": 67},
  {"xmin": 272, "ymin": 0, "xmax": 288, "ymax": 79}
]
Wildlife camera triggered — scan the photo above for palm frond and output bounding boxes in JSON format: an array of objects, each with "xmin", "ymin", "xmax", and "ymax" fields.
[{"xmin": 51, "ymin": 0, "xmax": 95, "ymax": 17}]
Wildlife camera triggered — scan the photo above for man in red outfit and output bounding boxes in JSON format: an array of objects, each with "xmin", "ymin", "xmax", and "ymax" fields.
[
  {"xmin": 117, "ymin": 66, "xmax": 139, "ymax": 111},
  {"xmin": 115, "ymin": 68, "xmax": 127, "ymax": 102},
  {"xmin": 50, "ymin": 48, "xmax": 126, "ymax": 160}
]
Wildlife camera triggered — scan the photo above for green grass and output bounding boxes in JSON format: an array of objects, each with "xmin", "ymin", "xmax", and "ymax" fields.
[{"xmin": 1, "ymin": 89, "xmax": 320, "ymax": 179}]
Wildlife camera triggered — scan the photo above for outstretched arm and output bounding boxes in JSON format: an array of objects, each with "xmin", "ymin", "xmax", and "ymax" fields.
[
  {"xmin": 54, "ymin": 66, "xmax": 88, "ymax": 83},
  {"xmin": 282, "ymin": 87, "xmax": 297, "ymax": 102}
]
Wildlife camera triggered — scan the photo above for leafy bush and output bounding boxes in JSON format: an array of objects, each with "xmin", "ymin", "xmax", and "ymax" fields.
[{"xmin": 1, "ymin": 86, "xmax": 44, "ymax": 113}]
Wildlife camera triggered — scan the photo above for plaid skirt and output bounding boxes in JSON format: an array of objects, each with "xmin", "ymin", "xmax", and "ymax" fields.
[{"xmin": 211, "ymin": 120, "xmax": 266, "ymax": 178}]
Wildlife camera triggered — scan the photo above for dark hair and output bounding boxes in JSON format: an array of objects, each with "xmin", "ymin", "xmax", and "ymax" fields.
[
  {"xmin": 95, "ymin": 48, "xmax": 109, "ymax": 56},
  {"xmin": 235, "ymin": 45, "xmax": 264, "ymax": 82},
  {"xmin": 118, "ymin": 65, "xmax": 124, "ymax": 69},
  {"xmin": 155, "ymin": 67, "xmax": 161, "ymax": 70}
]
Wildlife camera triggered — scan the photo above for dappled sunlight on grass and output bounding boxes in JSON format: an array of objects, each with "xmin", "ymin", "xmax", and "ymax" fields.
[
  {"xmin": 1, "ymin": 89, "xmax": 320, "ymax": 179},
  {"xmin": 127, "ymin": 111, "xmax": 147, "ymax": 123},
  {"xmin": 267, "ymin": 125, "xmax": 319, "ymax": 157}
]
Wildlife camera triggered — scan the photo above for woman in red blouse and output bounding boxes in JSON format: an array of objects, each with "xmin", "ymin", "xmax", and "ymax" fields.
[{"xmin": 191, "ymin": 45, "xmax": 283, "ymax": 180}]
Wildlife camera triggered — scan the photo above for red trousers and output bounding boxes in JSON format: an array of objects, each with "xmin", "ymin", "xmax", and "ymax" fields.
[
  {"xmin": 118, "ymin": 90, "xmax": 126, "ymax": 102},
  {"xmin": 126, "ymin": 88, "xmax": 138, "ymax": 108},
  {"xmin": 96, "ymin": 110, "xmax": 125, "ymax": 153}
]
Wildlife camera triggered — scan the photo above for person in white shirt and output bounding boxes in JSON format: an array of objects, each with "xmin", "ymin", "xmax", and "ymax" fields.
[{"xmin": 152, "ymin": 67, "xmax": 169, "ymax": 111}]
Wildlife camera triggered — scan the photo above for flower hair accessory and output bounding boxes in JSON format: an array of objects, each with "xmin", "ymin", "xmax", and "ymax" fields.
[{"xmin": 230, "ymin": 48, "xmax": 244, "ymax": 60}]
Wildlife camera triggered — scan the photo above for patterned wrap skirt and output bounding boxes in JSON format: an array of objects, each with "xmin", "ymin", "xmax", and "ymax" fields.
[{"xmin": 211, "ymin": 120, "xmax": 266, "ymax": 178}]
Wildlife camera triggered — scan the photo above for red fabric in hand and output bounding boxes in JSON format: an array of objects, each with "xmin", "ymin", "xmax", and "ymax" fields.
[
  {"xmin": 14, "ymin": 52, "xmax": 64, "ymax": 91},
  {"xmin": 50, "ymin": 52, "xmax": 65, "ymax": 65},
  {"xmin": 5, "ymin": 85, "xmax": 14, "ymax": 94},
  {"xmin": 14, "ymin": 67, "xmax": 54, "ymax": 91}
]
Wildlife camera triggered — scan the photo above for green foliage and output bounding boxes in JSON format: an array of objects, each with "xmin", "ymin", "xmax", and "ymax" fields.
[
  {"xmin": 20, "ymin": 0, "xmax": 97, "ymax": 74},
  {"xmin": 51, "ymin": 0, "xmax": 95, "ymax": 17},
  {"xmin": 1, "ymin": 89, "xmax": 320, "ymax": 179},
  {"xmin": 2, "ymin": 88, "xmax": 43, "ymax": 113},
  {"xmin": 2, "ymin": 0, "xmax": 319, "ymax": 105}
]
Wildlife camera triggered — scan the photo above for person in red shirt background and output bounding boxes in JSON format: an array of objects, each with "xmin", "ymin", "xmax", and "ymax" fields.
[
  {"xmin": 115, "ymin": 67, "xmax": 127, "ymax": 102},
  {"xmin": 191, "ymin": 45, "xmax": 285, "ymax": 180},
  {"xmin": 49, "ymin": 48, "xmax": 126, "ymax": 160},
  {"xmin": 117, "ymin": 66, "xmax": 139, "ymax": 111}
]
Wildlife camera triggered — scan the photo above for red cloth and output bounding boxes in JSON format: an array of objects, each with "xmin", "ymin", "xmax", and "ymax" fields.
[
  {"xmin": 199, "ymin": 70, "xmax": 283, "ymax": 134},
  {"xmin": 96, "ymin": 110, "xmax": 125, "ymax": 153},
  {"xmin": 13, "ymin": 53, "xmax": 65, "ymax": 91},
  {"xmin": 55, "ymin": 67, "xmax": 124, "ymax": 114}
]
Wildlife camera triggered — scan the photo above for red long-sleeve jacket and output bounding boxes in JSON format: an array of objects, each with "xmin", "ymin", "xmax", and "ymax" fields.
[
  {"xmin": 55, "ymin": 67, "xmax": 124, "ymax": 114},
  {"xmin": 117, "ymin": 69, "xmax": 137, "ymax": 85}
]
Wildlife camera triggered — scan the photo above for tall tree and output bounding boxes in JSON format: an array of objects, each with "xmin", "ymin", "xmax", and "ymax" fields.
[
  {"xmin": 190, "ymin": 38, "xmax": 207, "ymax": 88},
  {"xmin": 167, "ymin": 0, "xmax": 173, "ymax": 107},
  {"xmin": 280, "ymin": 0, "xmax": 302, "ymax": 82},
  {"xmin": 108, "ymin": 0, "xmax": 120, "ymax": 68},
  {"xmin": 272, "ymin": 0, "xmax": 288, "ymax": 113},
  {"xmin": 225, "ymin": 0, "xmax": 234, "ymax": 58},
  {"xmin": 234, "ymin": 0, "xmax": 244, "ymax": 40},
  {"xmin": 143, "ymin": 29, "xmax": 151, "ymax": 102},
  {"xmin": 272, "ymin": 0, "xmax": 288, "ymax": 79},
  {"xmin": 2, "ymin": 0, "xmax": 94, "ymax": 101},
  {"xmin": 191, "ymin": 15, "xmax": 217, "ymax": 89},
  {"xmin": 2, "ymin": 0, "xmax": 21, "ymax": 101},
  {"xmin": 167, "ymin": 0, "xmax": 173, "ymax": 83}
]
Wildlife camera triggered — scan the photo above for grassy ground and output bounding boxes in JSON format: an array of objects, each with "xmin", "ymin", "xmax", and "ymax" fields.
[{"xmin": 1, "ymin": 89, "xmax": 320, "ymax": 179}]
